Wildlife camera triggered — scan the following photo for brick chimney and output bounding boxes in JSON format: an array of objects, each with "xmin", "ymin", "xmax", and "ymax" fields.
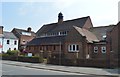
[
  {"xmin": 58, "ymin": 12, "xmax": 63, "ymax": 24},
  {"xmin": 27, "ymin": 27, "xmax": 31, "ymax": 32},
  {"xmin": 0, "ymin": 26, "xmax": 3, "ymax": 34}
]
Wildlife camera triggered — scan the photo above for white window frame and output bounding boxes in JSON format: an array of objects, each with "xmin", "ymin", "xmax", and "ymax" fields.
[
  {"xmin": 94, "ymin": 46, "xmax": 98, "ymax": 53},
  {"xmin": 22, "ymin": 32, "xmax": 31, "ymax": 36},
  {"xmin": 68, "ymin": 44, "xmax": 79, "ymax": 52},
  {"xmin": 101, "ymin": 46, "xmax": 106, "ymax": 53}
]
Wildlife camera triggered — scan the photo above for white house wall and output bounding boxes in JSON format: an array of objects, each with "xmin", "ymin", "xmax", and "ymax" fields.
[{"xmin": 3, "ymin": 38, "xmax": 18, "ymax": 53}]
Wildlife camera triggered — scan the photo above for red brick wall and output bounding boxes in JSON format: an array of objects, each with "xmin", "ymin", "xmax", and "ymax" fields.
[
  {"xmin": 110, "ymin": 24, "xmax": 118, "ymax": 59},
  {"xmin": 83, "ymin": 17, "xmax": 93, "ymax": 29},
  {"xmin": 64, "ymin": 27, "xmax": 88, "ymax": 59},
  {"xmin": 91, "ymin": 44, "xmax": 109, "ymax": 59},
  {"xmin": 0, "ymin": 26, "xmax": 3, "ymax": 34},
  {"xmin": 20, "ymin": 35, "xmax": 35, "ymax": 45}
]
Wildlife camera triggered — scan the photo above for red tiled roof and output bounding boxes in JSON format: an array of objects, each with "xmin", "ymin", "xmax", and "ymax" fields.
[{"xmin": 73, "ymin": 26, "xmax": 99, "ymax": 43}]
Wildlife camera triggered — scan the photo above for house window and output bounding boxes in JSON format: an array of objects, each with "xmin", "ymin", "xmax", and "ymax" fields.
[
  {"xmin": 22, "ymin": 32, "xmax": 31, "ymax": 36},
  {"xmin": 94, "ymin": 46, "xmax": 98, "ymax": 53},
  {"xmin": 53, "ymin": 45, "xmax": 56, "ymax": 50},
  {"xmin": 14, "ymin": 41, "xmax": 17, "ymax": 45},
  {"xmin": 101, "ymin": 46, "xmax": 106, "ymax": 53},
  {"xmin": 68, "ymin": 44, "xmax": 79, "ymax": 52},
  {"xmin": 7, "ymin": 40, "xmax": 10, "ymax": 44}
]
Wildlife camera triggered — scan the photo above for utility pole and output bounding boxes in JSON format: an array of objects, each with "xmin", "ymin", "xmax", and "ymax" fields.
[{"xmin": 59, "ymin": 42, "xmax": 61, "ymax": 65}]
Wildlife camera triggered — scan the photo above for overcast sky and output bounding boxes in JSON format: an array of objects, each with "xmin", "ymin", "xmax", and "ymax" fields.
[{"xmin": 0, "ymin": 0, "xmax": 119, "ymax": 32}]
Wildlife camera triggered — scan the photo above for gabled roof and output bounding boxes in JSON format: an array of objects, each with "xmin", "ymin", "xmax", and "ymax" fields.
[
  {"xmin": 36, "ymin": 16, "xmax": 91, "ymax": 36},
  {"xmin": 27, "ymin": 36, "xmax": 65, "ymax": 46},
  {"xmin": 12, "ymin": 28, "xmax": 36, "ymax": 37},
  {"xmin": 89, "ymin": 25, "xmax": 115, "ymax": 41},
  {"xmin": 73, "ymin": 26, "xmax": 99, "ymax": 43},
  {"xmin": 3, "ymin": 31, "xmax": 18, "ymax": 39}
]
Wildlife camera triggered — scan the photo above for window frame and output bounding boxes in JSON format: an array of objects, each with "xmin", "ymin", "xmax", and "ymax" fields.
[
  {"xmin": 94, "ymin": 46, "xmax": 98, "ymax": 53},
  {"xmin": 68, "ymin": 44, "xmax": 79, "ymax": 52},
  {"xmin": 101, "ymin": 46, "xmax": 106, "ymax": 53}
]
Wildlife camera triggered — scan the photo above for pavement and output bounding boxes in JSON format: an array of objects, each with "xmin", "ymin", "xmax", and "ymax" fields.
[{"xmin": 2, "ymin": 60, "xmax": 120, "ymax": 77}]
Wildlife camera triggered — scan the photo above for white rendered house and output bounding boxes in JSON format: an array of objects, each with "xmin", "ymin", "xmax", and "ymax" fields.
[{"xmin": 2, "ymin": 31, "xmax": 18, "ymax": 53}]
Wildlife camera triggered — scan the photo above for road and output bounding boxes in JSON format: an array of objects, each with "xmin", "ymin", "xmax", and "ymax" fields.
[
  {"xmin": 2, "ymin": 64, "xmax": 86, "ymax": 75},
  {"xmin": 2, "ymin": 63, "xmax": 117, "ymax": 77}
]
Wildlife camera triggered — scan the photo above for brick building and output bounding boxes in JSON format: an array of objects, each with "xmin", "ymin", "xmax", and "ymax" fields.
[
  {"xmin": 89, "ymin": 25, "xmax": 115, "ymax": 60},
  {"xmin": 27, "ymin": 13, "xmax": 112, "ymax": 58},
  {"xmin": 12, "ymin": 27, "xmax": 36, "ymax": 51},
  {"xmin": 107, "ymin": 22, "xmax": 120, "ymax": 67},
  {"xmin": 26, "ymin": 13, "xmax": 96, "ymax": 59},
  {"xmin": 26, "ymin": 13, "xmax": 118, "ymax": 67}
]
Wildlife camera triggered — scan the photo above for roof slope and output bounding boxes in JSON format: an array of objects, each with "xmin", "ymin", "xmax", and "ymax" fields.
[
  {"xmin": 3, "ymin": 31, "xmax": 18, "ymax": 39},
  {"xmin": 89, "ymin": 25, "xmax": 115, "ymax": 41},
  {"xmin": 27, "ymin": 36, "xmax": 65, "ymax": 45},
  {"xmin": 12, "ymin": 28, "xmax": 36, "ymax": 36},
  {"xmin": 36, "ymin": 16, "xmax": 90, "ymax": 37},
  {"xmin": 74, "ymin": 26, "xmax": 99, "ymax": 43}
]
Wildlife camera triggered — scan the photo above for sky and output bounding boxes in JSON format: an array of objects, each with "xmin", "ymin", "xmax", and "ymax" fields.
[{"xmin": 0, "ymin": 0, "xmax": 119, "ymax": 32}]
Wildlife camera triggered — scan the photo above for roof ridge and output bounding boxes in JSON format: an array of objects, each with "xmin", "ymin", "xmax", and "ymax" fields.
[
  {"xmin": 44, "ymin": 16, "xmax": 90, "ymax": 26},
  {"xmin": 92, "ymin": 25, "xmax": 115, "ymax": 28},
  {"xmin": 13, "ymin": 28, "xmax": 35, "ymax": 33}
]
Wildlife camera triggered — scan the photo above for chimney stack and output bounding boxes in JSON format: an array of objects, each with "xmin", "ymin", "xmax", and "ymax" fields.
[
  {"xmin": 58, "ymin": 12, "xmax": 63, "ymax": 24},
  {"xmin": 0, "ymin": 26, "xmax": 3, "ymax": 34},
  {"xmin": 27, "ymin": 27, "xmax": 31, "ymax": 32}
]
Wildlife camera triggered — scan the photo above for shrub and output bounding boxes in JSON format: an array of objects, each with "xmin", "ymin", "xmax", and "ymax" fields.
[
  {"xmin": 6, "ymin": 50, "xmax": 19, "ymax": 56},
  {"xmin": 2, "ymin": 53, "xmax": 9, "ymax": 57}
]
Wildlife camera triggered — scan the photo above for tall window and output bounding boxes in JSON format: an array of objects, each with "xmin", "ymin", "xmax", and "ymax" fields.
[
  {"xmin": 7, "ymin": 40, "xmax": 10, "ymax": 44},
  {"xmin": 101, "ymin": 46, "xmax": 106, "ymax": 53},
  {"xmin": 14, "ymin": 41, "xmax": 17, "ymax": 45},
  {"xmin": 94, "ymin": 46, "xmax": 98, "ymax": 53},
  {"xmin": 53, "ymin": 45, "xmax": 56, "ymax": 50},
  {"xmin": 68, "ymin": 44, "xmax": 79, "ymax": 52}
]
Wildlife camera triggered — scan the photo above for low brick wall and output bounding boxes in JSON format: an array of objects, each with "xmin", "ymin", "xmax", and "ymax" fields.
[
  {"xmin": 2, "ymin": 56, "xmax": 119, "ymax": 68},
  {"xmin": 77, "ymin": 59, "xmax": 111, "ymax": 68},
  {"xmin": 2, "ymin": 56, "xmax": 43, "ymax": 63},
  {"xmin": 48, "ymin": 58, "xmax": 77, "ymax": 66},
  {"xmin": 48, "ymin": 58, "xmax": 119, "ymax": 68}
]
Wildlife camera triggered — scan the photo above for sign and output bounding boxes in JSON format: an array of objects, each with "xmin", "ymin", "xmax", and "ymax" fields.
[{"xmin": 28, "ymin": 53, "xmax": 32, "ymax": 57}]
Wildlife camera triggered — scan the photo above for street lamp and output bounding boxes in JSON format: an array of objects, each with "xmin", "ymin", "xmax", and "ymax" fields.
[
  {"xmin": 39, "ymin": 50, "xmax": 43, "ymax": 63},
  {"xmin": 59, "ymin": 42, "xmax": 61, "ymax": 65}
]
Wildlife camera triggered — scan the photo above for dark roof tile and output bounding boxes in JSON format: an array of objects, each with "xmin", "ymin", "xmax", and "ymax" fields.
[
  {"xmin": 89, "ymin": 25, "xmax": 115, "ymax": 40},
  {"xmin": 27, "ymin": 36, "xmax": 65, "ymax": 45},
  {"xmin": 3, "ymin": 31, "xmax": 18, "ymax": 39},
  {"xmin": 36, "ymin": 16, "xmax": 90, "ymax": 36}
]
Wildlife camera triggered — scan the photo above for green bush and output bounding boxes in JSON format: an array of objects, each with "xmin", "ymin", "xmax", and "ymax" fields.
[
  {"xmin": 6, "ymin": 50, "xmax": 19, "ymax": 56},
  {"xmin": 1, "ymin": 53, "xmax": 9, "ymax": 57}
]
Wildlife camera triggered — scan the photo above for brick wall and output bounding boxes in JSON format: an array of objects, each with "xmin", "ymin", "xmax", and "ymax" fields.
[{"xmin": 0, "ymin": 26, "xmax": 3, "ymax": 34}]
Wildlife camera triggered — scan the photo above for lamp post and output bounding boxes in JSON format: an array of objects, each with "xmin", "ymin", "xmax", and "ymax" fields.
[
  {"xmin": 39, "ymin": 50, "xmax": 43, "ymax": 63},
  {"xmin": 59, "ymin": 42, "xmax": 61, "ymax": 65}
]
